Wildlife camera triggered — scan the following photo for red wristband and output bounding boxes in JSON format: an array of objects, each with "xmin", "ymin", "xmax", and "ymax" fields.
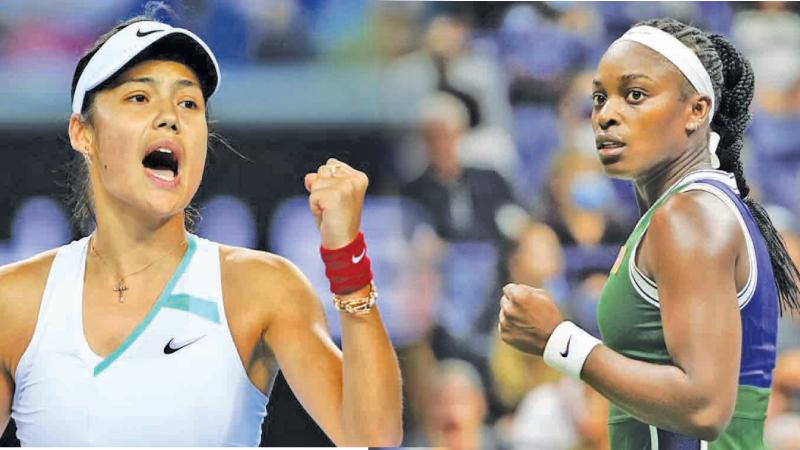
[{"xmin": 320, "ymin": 232, "xmax": 373, "ymax": 294}]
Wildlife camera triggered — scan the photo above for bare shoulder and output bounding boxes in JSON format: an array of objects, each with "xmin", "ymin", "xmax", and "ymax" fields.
[
  {"xmin": 640, "ymin": 190, "xmax": 742, "ymax": 277},
  {"xmin": 218, "ymin": 245, "xmax": 313, "ymax": 296},
  {"xmin": 218, "ymin": 245, "xmax": 322, "ymax": 327},
  {"xmin": 0, "ymin": 249, "xmax": 59, "ymax": 376},
  {"xmin": 648, "ymin": 190, "xmax": 741, "ymax": 252}
]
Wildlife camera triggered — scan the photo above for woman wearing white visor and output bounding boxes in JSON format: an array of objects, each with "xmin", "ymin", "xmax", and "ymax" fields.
[
  {"xmin": 499, "ymin": 18, "xmax": 800, "ymax": 450},
  {"xmin": 0, "ymin": 16, "xmax": 402, "ymax": 446}
]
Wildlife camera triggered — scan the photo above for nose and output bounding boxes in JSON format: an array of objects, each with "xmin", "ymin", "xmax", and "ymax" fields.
[
  {"xmin": 153, "ymin": 100, "xmax": 179, "ymax": 133},
  {"xmin": 594, "ymin": 100, "xmax": 620, "ymax": 131}
]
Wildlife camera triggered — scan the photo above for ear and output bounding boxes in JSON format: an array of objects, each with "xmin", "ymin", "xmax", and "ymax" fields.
[
  {"xmin": 685, "ymin": 95, "xmax": 712, "ymax": 134},
  {"xmin": 68, "ymin": 113, "xmax": 94, "ymax": 157}
]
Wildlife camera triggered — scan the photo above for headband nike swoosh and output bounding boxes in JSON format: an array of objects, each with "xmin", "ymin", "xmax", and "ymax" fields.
[{"xmin": 136, "ymin": 29, "xmax": 164, "ymax": 38}]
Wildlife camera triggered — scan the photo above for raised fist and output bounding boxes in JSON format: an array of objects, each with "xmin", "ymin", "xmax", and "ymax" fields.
[{"xmin": 304, "ymin": 158, "xmax": 369, "ymax": 249}]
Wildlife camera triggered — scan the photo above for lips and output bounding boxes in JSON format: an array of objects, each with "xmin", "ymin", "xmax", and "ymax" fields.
[
  {"xmin": 595, "ymin": 135, "xmax": 625, "ymax": 149},
  {"xmin": 595, "ymin": 135, "xmax": 626, "ymax": 158}
]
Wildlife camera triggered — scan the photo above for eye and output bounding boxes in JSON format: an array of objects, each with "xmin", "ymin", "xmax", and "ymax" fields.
[
  {"xmin": 179, "ymin": 99, "xmax": 198, "ymax": 110},
  {"xmin": 592, "ymin": 92, "xmax": 606, "ymax": 107},
  {"xmin": 626, "ymin": 89, "xmax": 647, "ymax": 103},
  {"xmin": 127, "ymin": 94, "xmax": 147, "ymax": 103}
]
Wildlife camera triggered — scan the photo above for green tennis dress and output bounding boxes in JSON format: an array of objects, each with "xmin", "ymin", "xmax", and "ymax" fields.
[{"xmin": 596, "ymin": 170, "xmax": 777, "ymax": 450}]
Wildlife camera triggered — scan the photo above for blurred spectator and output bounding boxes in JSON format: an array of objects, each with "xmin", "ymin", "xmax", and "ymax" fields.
[
  {"xmin": 506, "ymin": 221, "xmax": 569, "ymax": 308},
  {"xmin": 490, "ymin": 233, "xmax": 609, "ymax": 449},
  {"xmin": 490, "ymin": 334, "xmax": 562, "ymax": 415},
  {"xmin": 534, "ymin": 151, "xmax": 630, "ymax": 247},
  {"xmin": 242, "ymin": 0, "xmax": 315, "ymax": 62},
  {"xmin": 567, "ymin": 271, "xmax": 607, "ymax": 339},
  {"xmin": 507, "ymin": 376, "xmax": 609, "ymax": 450},
  {"xmin": 409, "ymin": 359, "xmax": 499, "ymax": 450},
  {"xmin": 557, "ymin": 71, "xmax": 597, "ymax": 156},
  {"xmin": 747, "ymin": 77, "xmax": 800, "ymax": 215},
  {"xmin": 382, "ymin": 12, "xmax": 512, "ymax": 129},
  {"xmin": 733, "ymin": 2, "xmax": 800, "ymax": 105},
  {"xmin": 766, "ymin": 205, "xmax": 800, "ymax": 352},
  {"xmin": 488, "ymin": 222, "xmax": 567, "ymax": 420},
  {"xmin": 497, "ymin": 4, "xmax": 591, "ymax": 105},
  {"xmin": 372, "ymin": 2, "xmax": 426, "ymax": 61},
  {"xmin": 401, "ymin": 92, "xmax": 519, "ymax": 245}
]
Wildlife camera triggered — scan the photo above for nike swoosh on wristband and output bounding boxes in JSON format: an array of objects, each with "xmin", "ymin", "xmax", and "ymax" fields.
[
  {"xmin": 164, "ymin": 335, "xmax": 205, "ymax": 355},
  {"xmin": 560, "ymin": 335, "xmax": 572, "ymax": 358},
  {"xmin": 352, "ymin": 248, "xmax": 366, "ymax": 264},
  {"xmin": 136, "ymin": 29, "xmax": 164, "ymax": 37}
]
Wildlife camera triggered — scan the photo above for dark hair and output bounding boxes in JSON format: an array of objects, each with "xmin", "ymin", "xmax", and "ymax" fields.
[
  {"xmin": 68, "ymin": 8, "xmax": 226, "ymax": 235},
  {"xmin": 636, "ymin": 18, "xmax": 800, "ymax": 314},
  {"xmin": 69, "ymin": 15, "xmax": 155, "ymax": 234}
]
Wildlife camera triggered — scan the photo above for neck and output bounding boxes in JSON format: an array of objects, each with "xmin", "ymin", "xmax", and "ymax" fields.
[
  {"xmin": 91, "ymin": 203, "xmax": 187, "ymax": 277},
  {"xmin": 633, "ymin": 144, "xmax": 711, "ymax": 210},
  {"xmin": 432, "ymin": 162, "xmax": 462, "ymax": 185}
]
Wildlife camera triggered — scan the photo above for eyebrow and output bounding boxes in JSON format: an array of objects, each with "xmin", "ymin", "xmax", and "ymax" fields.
[
  {"xmin": 115, "ymin": 77, "xmax": 198, "ymax": 89},
  {"xmin": 593, "ymin": 73, "xmax": 656, "ymax": 88},
  {"xmin": 620, "ymin": 73, "xmax": 656, "ymax": 83}
]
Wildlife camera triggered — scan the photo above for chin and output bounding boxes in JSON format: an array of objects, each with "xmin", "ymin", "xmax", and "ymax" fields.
[
  {"xmin": 598, "ymin": 155, "xmax": 635, "ymax": 180},
  {"xmin": 143, "ymin": 195, "xmax": 190, "ymax": 219}
]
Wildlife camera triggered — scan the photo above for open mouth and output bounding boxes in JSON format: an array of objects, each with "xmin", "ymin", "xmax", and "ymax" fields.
[{"xmin": 142, "ymin": 147, "xmax": 179, "ymax": 181}]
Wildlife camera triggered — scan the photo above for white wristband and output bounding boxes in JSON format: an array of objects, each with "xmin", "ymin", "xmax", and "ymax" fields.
[{"xmin": 542, "ymin": 321, "xmax": 602, "ymax": 380}]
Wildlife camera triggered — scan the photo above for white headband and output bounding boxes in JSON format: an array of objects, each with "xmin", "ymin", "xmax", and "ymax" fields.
[
  {"xmin": 72, "ymin": 20, "xmax": 220, "ymax": 115},
  {"xmin": 614, "ymin": 25, "xmax": 721, "ymax": 168}
]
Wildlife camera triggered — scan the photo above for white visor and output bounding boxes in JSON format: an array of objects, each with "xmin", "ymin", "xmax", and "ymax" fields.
[{"xmin": 71, "ymin": 20, "xmax": 220, "ymax": 115}]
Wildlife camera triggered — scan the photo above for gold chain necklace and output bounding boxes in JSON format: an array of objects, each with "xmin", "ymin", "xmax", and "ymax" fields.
[{"xmin": 90, "ymin": 236, "xmax": 187, "ymax": 303}]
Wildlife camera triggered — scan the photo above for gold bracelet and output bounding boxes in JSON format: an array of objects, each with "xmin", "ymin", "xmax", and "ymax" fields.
[{"xmin": 333, "ymin": 281, "xmax": 378, "ymax": 315}]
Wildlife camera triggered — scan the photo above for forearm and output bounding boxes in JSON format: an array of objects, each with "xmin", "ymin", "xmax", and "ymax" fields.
[
  {"xmin": 581, "ymin": 345, "xmax": 731, "ymax": 440},
  {"xmin": 339, "ymin": 305, "xmax": 403, "ymax": 446}
]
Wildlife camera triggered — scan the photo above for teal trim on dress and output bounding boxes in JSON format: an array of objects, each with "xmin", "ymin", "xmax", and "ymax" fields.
[
  {"xmin": 93, "ymin": 234, "xmax": 198, "ymax": 376},
  {"xmin": 162, "ymin": 294, "xmax": 220, "ymax": 324}
]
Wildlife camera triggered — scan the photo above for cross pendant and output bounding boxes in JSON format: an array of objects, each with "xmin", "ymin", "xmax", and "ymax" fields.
[{"xmin": 113, "ymin": 282, "xmax": 128, "ymax": 303}]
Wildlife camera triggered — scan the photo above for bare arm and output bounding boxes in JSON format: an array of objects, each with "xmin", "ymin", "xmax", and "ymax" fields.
[
  {"xmin": 338, "ymin": 286, "xmax": 403, "ymax": 446},
  {"xmin": 262, "ymin": 259, "xmax": 402, "ymax": 446},
  {"xmin": 0, "ymin": 295, "xmax": 10, "ymax": 431},
  {"xmin": 0, "ymin": 367, "xmax": 10, "ymax": 432},
  {"xmin": 501, "ymin": 191, "xmax": 743, "ymax": 440}
]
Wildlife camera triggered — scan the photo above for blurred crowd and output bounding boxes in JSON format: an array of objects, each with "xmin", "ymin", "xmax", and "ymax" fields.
[{"xmin": 1, "ymin": 2, "xmax": 800, "ymax": 449}]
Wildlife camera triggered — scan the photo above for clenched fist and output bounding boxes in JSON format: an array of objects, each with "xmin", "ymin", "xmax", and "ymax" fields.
[
  {"xmin": 498, "ymin": 283, "xmax": 565, "ymax": 356},
  {"xmin": 304, "ymin": 158, "xmax": 369, "ymax": 249}
]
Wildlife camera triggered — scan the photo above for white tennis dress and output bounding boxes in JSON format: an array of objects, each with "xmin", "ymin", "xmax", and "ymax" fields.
[{"xmin": 11, "ymin": 234, "xmax": 269, "ymax": 446}]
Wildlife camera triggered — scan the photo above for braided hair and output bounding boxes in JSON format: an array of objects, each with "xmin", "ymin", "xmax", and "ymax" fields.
[{"xmin": 636, "ymin": 18, "xmax": 800, "ymax": 314}]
